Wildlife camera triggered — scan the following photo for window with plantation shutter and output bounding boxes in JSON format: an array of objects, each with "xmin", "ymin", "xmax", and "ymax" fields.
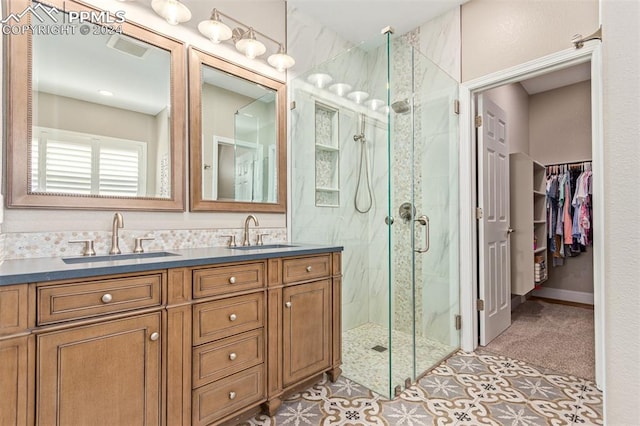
[{"xmin": 31, "ymin": 127, "xmax": 147, "ymax": 197}]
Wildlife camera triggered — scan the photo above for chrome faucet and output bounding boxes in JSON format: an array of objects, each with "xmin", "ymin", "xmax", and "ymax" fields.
[
  {"xmin": 242, "ymin": 214, "xmax": 259, "ymax": 246},
  {"xmin": 109, "ymin": 212, "xmax": 124, "ymax": 255}
]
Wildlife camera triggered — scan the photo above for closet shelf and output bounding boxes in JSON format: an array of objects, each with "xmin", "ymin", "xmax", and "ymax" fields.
[
  {"xmin": 534, "ymin": 220, "xmax": 546, "ymax": 224},
  {"xmin": 533, "ymin": 190, "xmax": 546, "ymax": 196},
  {"xmin": 534, "ymin": 246, "xmax": 547, "ymax": 254}
]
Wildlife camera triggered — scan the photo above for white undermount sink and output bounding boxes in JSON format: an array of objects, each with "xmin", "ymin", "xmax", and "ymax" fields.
[
  {"xmin": 228, "ymin": 244, "xmax": 297, "ymax": 251},
  {"xmin": 62, "ymin": 251, "xmax": 180, "ymax": 264}
]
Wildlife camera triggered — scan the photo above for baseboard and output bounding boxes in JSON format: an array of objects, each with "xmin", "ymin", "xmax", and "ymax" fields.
[{"xmin": 532, "ymin": 287, "xmax": 594, "ymax": 305}]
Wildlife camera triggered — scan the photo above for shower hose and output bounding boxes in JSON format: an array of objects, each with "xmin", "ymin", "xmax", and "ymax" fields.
[{"xmin": 355, "ymin": 134, "xmax": 373, "ymax": 213}]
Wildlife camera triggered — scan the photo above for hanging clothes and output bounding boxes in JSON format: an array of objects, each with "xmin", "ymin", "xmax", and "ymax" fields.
[{"xmin": 545, "ymin": 162, "xmax": 592, "ymax": 267}]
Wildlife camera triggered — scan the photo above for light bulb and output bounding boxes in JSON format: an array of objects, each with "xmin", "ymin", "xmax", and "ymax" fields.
[{"xmin": 268, "ymin": 45, "xmax": 295, "ymax": 72}]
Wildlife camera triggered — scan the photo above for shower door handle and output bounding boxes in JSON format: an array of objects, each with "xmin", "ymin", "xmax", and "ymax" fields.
[{"xmin": 414, "ymin": 215, "xmax": 430, "ymax": 253}]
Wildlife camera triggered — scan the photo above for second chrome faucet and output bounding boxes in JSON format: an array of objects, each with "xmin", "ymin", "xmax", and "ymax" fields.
[
  {"xmin": 109, "ymin": 212, "xmax": 124, "ymax": 255},
  {"xmin": 242, "ymin": 214, "xmax": 259, "ymax": 246}
]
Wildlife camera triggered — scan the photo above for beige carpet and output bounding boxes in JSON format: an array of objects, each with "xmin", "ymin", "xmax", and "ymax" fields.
[{"xmin": 478, "ymin": 298, "xmax": 595, "ymax": 381}]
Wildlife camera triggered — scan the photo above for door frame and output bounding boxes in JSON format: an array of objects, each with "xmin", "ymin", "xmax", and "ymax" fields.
[{"xmin": 458, "ymin": 42, "xmax": 604, "ymax": 390}]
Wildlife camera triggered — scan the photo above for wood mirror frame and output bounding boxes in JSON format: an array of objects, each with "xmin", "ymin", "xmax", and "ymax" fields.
[
  {"xmin": 5, "ymin": 0, "xmax": 186, "ymax": 211},
  {"xmin": 188, "ymin": 47, "xmax": 287, "ymax": 212}
]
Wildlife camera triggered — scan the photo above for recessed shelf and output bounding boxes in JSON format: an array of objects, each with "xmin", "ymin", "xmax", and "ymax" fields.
[
  {"xmin": 315, "ymin": 143, "xmax": 339, "ymax": 152},
  {"xmin": 315, "ymin": 102, "xmax": 340, "ymax": 207}
]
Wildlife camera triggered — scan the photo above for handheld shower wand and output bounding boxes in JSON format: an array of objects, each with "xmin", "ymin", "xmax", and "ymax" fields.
[{"xmin": 354, "ymin": 113, "xmax": 373, "ymax": 213}]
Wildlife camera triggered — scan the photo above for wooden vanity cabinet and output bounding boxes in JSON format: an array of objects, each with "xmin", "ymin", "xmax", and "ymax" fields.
[
  {"xmin": 31, "ymin": 272, "xmax": 166, "ymax": 426},
  {"xmin": 36, "ymin": 313, "xmax": 162, "ymax": 426},
  {"xmin": 265, "ymin": 253, "xmax": 342, "ymax": 415},
  {"xmin": 0, "ymin": 284, "xmax": 31, "ymax": 426},
  {"xmin": 8, "ymin": 250, "xmax": 341, "ymax": 425}
]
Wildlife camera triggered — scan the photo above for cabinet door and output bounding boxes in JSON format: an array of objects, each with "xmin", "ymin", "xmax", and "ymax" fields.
[
  {"xmin": 37, "ymin": 313, "xmax": 161, "ymax": 426},
  {"xmin": 282, "ymin": 280, "xmax": 331, "ymax": 386},
  {"xmin": 0, "ymin": 336, "xmax": 29, "ymax": 426}
]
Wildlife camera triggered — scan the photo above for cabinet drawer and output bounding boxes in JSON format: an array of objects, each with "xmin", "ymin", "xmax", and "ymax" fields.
[
  {"xmin": 193, "ymin": 328, "xmax": 264, "ymax": 388},
  {"xmin": 37, "ymin": 274, "xmax": 162, "ymax": 325},
  {"xmin": 282, "ymin": 254, "xmax": 331, "ymax": 284},
  {"xmin": 192, "ymin": 364, "xmax": 264, "ymax": 426},
  {"xmin": 0, "ymin": 284, "xmax": 28, "ymax": 336},
  {"xmin": 193, "ymin": 293, "xmax": 264, "ymax": 345},
  {"xmin": 193, "ymin": 262, "xmax": 265, "ymax": 298}
]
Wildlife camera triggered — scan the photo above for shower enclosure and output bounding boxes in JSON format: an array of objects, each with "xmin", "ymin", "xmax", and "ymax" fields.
[{"xmin": 290, "ymin": 31, "xmax": 460, "ymax": 398}]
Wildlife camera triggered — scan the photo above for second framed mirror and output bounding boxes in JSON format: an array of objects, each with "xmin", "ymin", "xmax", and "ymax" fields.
[{"xmin": 189, "ymin": 47, "xmax": 286, "ymax": 212}]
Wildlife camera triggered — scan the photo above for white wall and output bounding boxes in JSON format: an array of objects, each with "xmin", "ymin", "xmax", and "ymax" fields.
[
  {"xmin": 601, "ymin": 0, "xmax": 640, "ymax": 423},
  {"xmin": 483, "ymin": 83, "xmax": 530, "ymax": 155},
  {"xmin": 461, "ymin": 0, "xmax": 599, "ymax": 81},
  {"xmin": 529, "ymin": 81, "xmax": 592, "ymax": 164}
]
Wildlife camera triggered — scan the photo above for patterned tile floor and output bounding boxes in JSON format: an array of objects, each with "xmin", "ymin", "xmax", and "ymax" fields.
[
  {"xmin": 242, "ymin": 351, "xmax": 603, "ymax": 425},
  {"xmin": 342, "ymin": 323, "xmax": 457, "ymax": 397}
]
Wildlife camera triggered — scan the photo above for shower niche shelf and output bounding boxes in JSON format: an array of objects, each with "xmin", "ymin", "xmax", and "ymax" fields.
[{"xmin": 315, "ymin": 102, "xmax": 340, "ymax": 207}]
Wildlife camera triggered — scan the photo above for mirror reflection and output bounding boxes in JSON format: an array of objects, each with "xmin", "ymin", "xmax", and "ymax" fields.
[
  {"xmin": 31, "ymin": 12, "xmax": 172, "ymax": 198},
  {"xmin": 200, "ymin": 65, "xmax": 277, "ymax": 203}
]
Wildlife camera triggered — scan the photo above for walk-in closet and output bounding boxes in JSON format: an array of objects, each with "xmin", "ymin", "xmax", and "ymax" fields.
[{"xmin": 476, "ymin": 62, "xmax": 595, "ymax": 381}]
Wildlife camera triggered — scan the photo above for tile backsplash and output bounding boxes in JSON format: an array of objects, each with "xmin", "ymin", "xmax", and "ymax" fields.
[{"xmin": 2, "ymin": 227, "xmax": 287, "ymax": 260}]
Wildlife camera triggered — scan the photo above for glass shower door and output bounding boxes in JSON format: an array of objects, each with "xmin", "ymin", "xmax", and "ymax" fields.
[{"xmin": 388, "ymin": 37, "xmax": 460, "ymax": 390}]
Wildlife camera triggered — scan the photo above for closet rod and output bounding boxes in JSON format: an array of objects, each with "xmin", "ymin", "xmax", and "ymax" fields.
[{"xmin": 545, "ymin": 159, "xmax": 592, "ymax": 167}]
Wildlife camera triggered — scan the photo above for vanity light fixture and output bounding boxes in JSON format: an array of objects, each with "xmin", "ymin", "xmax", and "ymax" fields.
[
  {"xmin": 347, "ymin": 91, "xmax": 369, "ymax": 104},
  {"xmin": 235, "ymin": 28, "xmax": 266, "ymax": 59},
  {"xmin": 151, "ymin": 0, "xmax": 191, "ymax": 25},
  {"xmin": 197, "ymin": 9, "xmax": 232, "ymax": 44},
  {"xmin": 198, "ymin": 8, "xmax": 295, "ymax": 71}
]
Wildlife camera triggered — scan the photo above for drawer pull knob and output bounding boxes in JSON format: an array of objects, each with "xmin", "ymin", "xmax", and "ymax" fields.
[
  {"xmin": 150, "ymin": 332, "xmax": 159, "ymax": 341},
  {"xmin": 229, "ymin": 391, "xmax": 236, "ymax": 400},
  {"xmin": 229, "ymin": 276, "xmax": 236, "ymax": 284},
  {"xmin": 101, "ymin": 294, "xmax": 113, "ymax": 303},
  {"xmin": 306, "ymin": 266, "xmax": 312, "ymax": 272},
  {"xmin": 229, "ymin": 314, "xmax": 237, "ymax": 321},
  {"xmin": 229, "ymin": 352, "xmax": 237, "ymax": 361},
  {"xmin": 285, "ymin": 301, "xmax": 292, "ymax": 308}
]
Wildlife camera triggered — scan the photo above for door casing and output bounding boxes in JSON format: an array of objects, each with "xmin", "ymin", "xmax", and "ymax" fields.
[{"xmin": 458, "ymin": 42, "xmax": 605, "ymax": 390}]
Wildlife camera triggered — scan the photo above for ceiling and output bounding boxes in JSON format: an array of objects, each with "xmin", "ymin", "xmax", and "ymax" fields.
[
  {"xmin": 520, "ymin": 62, "xmax": 591, "ymax": 95},
  {"xmin": 288, "ymin": 0, "xmax": 467, "ymax": 44}
]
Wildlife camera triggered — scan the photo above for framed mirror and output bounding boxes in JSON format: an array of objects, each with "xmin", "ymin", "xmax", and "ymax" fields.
[
  {"xmin": 5, "ymin": 0, "xmax": 186, "ymax": 210},
  {"xmin": 189, "ymin": 47, "xmax": 286, "ymax": 212}
]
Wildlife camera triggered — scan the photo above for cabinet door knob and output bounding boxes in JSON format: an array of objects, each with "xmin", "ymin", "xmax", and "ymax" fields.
[
  {"xmin": 306, "ymin": 266, "xmax": 312, "ymax": 272},
  {"xmin": 285, "ymin": 301, "xmax": 292, "ymax": 308},
  {"xmin": 101, "ymin": 293, "xmax": 113, "ymax": 303},
  {"xmin": 229, "ymin": 352, "xmax": 237, "ymax": 361},
  {"xmin": 229, "ymin": 314, "xmax": 237, "ymax": 321},
  {"xmin": 229, "ymin": 391, "xmax": 236, "ymax": 400},
  {"xmin": 150, "ymin": 332, "xmax": 159, "ymax": 341},
  {"xmin": 229, "ymin": 276, "xmax": 236, "ymax": 284}
]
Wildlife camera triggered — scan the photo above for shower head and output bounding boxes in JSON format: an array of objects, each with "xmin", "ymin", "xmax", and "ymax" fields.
[{"xmin": 391, "ymin": 99, "xmax": 410, "ymax": 114}]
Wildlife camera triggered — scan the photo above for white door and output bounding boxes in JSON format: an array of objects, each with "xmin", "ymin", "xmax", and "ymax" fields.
[{"xmin": 478, "ymin": 95, "xmax": 511, "ymax": 345}]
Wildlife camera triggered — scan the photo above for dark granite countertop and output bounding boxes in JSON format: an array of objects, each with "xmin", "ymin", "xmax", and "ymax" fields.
[{"xmin": 0, "ymin": 244, "xmax": 343, "ymax": 286}]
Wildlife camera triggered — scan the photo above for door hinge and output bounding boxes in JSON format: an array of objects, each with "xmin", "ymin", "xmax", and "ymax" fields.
[
  {"xmin": 455, "ymin": 314, "xmax": 462, "ymax": 330},
  {"xmin": 475, "ymin": 207, "xmax": 483, "ymax": 220},
  {"xmin": 475, "ymin": 115, "xmax": 482, "ymax": 127},
  {"xmin": 290, "ymin": 101, "xmax": 296, "ymax": 110},
  {"xmin": 453, "ymin": 99, "xmax": 460, "ymax": 115},
  {"xmin": 477, "ymin": 299, "xmax": 485, "ymax": 311}
]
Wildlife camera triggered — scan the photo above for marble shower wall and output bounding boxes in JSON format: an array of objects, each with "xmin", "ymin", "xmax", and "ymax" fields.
[{"xmin": 288, "ymin": 7, "xmax": 461, "ymax": 337}]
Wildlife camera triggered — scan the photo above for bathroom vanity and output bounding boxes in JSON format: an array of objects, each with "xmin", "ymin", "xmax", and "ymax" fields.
[{"xmin": 0, "ymin": 245, "xmax": 342, "ymax": 425}]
